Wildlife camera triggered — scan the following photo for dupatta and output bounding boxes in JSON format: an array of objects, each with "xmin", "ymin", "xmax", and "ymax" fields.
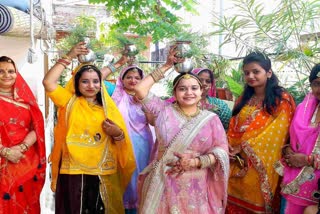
[
  {"xmin": 49, "ymin": 63, "xmax": 135, "ymax": 195},
  {"xmin": 139, "ymin": 111, "xmax": 217, "ymax": 213},
  {"xmin": 228, "ymin": 92, "xmax": 295, "ymax": 213},
  {"xmin": 0, "ymin": 72, "xmax": 45, "ymax": 209},
  {"xmin": 278, "ymin": 93, "xmax": 320, "ymax": 205}
]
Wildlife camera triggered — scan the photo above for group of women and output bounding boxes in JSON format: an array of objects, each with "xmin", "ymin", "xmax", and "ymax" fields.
[{"xmin": 0, "ymin": 40, "xmax": 319, "ymax": 214}]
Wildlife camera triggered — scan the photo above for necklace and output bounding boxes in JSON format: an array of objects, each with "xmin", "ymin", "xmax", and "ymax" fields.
[
  {"xmin": 87, "ymin": 100, "xmax": 98, "ymax": 108},
  {"xmin": 173, "ymin": 103, "xmax": 200, "ymax": 119},
  {"xmin": 0, "ymin": 90, "xmax": 13, "ymax": 97},
  {"xmin": 125, "ymin": 89, "xmax": 136, "ymax": 96},
  {"xmin": 248, "ymin": 95, "xmax": 263, "ymax": 108}
]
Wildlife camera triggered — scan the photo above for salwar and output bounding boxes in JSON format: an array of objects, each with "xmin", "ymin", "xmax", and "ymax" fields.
[{"xmin": 55, "ymin": 174, "xmax": 105, "ymax": 214}]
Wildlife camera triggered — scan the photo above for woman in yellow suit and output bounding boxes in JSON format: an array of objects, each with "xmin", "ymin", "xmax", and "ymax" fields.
[{"xmin": 43, "ymin": 42, "xmax": 135, "ymax": 214}]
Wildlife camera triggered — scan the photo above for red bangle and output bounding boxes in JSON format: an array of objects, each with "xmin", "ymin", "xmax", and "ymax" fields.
[{"xmin": 57, "ymin": 58, "xmax": 71, "ymax": 66}]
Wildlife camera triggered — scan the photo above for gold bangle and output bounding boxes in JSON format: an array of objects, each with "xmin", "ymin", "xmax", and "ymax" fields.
[
  {"xmin": 62, "ymin": 54, "xmax": 72, "ymax": 61},
  {"xmin": 4, "ymin": 148, "xmax": 11, "ymax": 159},
  {"xmin": 199, "ymin": 154, "xmax": 212, "ymax": 169},
  {"xmin": 19, "ymin": 143, "xmax": 29, "ymax": 153},
  {"xmin": 113, "ymin": 131, "xmax": 125, "ymax": 141}
]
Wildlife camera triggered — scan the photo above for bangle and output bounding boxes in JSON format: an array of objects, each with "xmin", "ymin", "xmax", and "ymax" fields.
[
  {"xmin": 150, "ymin": 67, "xmax": 164, "ymax": 82},
  {"xmin": 62, "ymin": 54, "xmax": 72, "ymax": 61},
  {"xmin": 107, "ymin": 63, "xmax": 116, "ymax": 73},
  {"xmin": 198, "ymin": 154, "xmax": 213, "ymax": 169},
  {"xmin": 113, "ymin": 131, "xmax": 124, "ymax": 141},
  {"xmin": 56, "ymin": 62, "xmax": 67, "ymax": 69},
  {"xmin": 3, "ymin": 148, "xmax": 11, "ymax": 159},
  {"xmin": 19, "ymin": 143, "xmax": 29, "ymax": 153},
  {"xmin": 57, "ymin": 58, "xmax": 71, "ymax": 65}
]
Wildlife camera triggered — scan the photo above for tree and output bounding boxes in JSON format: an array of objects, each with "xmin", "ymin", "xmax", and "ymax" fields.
[{"xmin": 89, "ymin": 0, "xmax": 199, "ymax": 42}]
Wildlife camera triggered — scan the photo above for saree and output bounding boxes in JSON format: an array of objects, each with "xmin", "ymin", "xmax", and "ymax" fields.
[
  {"xmin": 47, "ymin": 64, "xmax": 136, "ymax": 214},
  {"xmin": 275, "ymin": 93, "xmax": 320, "ymax": 212},
  {"xmin": 138, "ymin": 93, "xmax": 229, "ymax": 214},
  {"xmin": 112, "ymin": 65, "xmax": 154, "ymax": 209},
  {"xmin": 0, "ymin": 73, "xmax": 45, "ymax": 214},
  {"xmin": 227, "ymin": 92, "xmax": 295, "ymax": 213}
]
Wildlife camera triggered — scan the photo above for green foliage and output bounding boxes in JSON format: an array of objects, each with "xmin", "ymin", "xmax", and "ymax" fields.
[
  {"xmin": 102, "ymin": 29, "xmax": 148, "ymax": 55},
  {"xmin": 89, "ymin": 0, "xmax": 199, "ymax": 42},
  {"xmin": 56, "ymin": 15, "xmax": 106, "ymax": 54}
]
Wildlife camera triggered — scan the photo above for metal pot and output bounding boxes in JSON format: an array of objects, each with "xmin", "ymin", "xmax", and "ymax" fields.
[
  {"xmin": 78, "ymin": 37, "xmax": 96, "ymax": 63},
  {"xmin": 174, "ymin": 40, "xmax": 192, "ymax": 58},
  {"xmin": 173, "ymin": 41, "xmax": 193, "ymax": 73},
  {"xmin": 174, "ymin": 57, "xmax": 194, "ymax": 73},
  {"xmin": 124, "ymin": 44, "xmax": 138, "ymax": 56}
]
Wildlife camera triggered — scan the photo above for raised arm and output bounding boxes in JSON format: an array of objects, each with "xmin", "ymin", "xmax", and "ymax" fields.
[
  {"xmin": 42, "ymin": 42, "xmax": 88, "ymax": 92},
  {"xmin": 100, "ymin": 54, "xmax": 129, "ymax": 80},
  {"xmin": 134, "ymin": 46, "xmax": 181, "ymax": 100}
]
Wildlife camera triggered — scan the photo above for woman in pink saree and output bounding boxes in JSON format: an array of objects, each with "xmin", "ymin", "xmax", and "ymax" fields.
[
  {"xmin": 275, "ymin": 63, "xmax": 320, "ymax": 213},
  {"xmin": 135, "ymin": 47, "xmax": 230, "ymax": 213}
]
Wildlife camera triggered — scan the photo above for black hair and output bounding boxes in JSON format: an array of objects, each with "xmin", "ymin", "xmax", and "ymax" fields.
[
  {"xmin": 232, "ymin": 51, "xmax": 289, "ymax": 116},
  {"xmin": 309, "ymin": 63, "xmax": 320, "ymax": 83},
  {"xmin": 172, "ymin": 72, "xmax": 203, "ymax": 91},
  {"xmin": 122, "ymin": 67, "xmax": 143, "ymax": 80},
  {"xmin": 74, "ymin": 65, "xmax": 103, "ymax": 106},
  {"xmin": 0, "ymin": 56, "xmax": 17, "ymax": 72},
  {"xmin": 198, "ymin": 69, "xmax": 214, "ymax": 83}
]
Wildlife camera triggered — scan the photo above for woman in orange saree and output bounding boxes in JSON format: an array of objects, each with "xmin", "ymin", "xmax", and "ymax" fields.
[
  {"xmin": 226, "ymin": 52, "xmax": 295, "ymax": 213},
  {"xmin": 0, "ymin": 56, "xmax": 46, "ymax": 214}
]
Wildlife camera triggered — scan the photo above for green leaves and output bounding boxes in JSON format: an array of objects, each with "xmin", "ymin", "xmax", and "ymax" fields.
[{"xmin": 89, "ymin": 0, "xmax": 198, "ymax": 42}]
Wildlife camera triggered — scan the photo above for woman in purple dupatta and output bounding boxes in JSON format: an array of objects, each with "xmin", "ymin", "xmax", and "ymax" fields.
[
  {"xmin": 275, "ymin": 64, "xmax": 320, "ymax": 213},
  {"xmin": 135, "ymin": 47, "xmax": 229, "ymax": 214},
  {"xmin": 112, "ymin": 65, "xmax": 154, "ymax": 214}
]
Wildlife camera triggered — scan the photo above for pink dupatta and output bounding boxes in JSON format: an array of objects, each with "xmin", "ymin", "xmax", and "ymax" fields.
[{"xmin": 280, "ymin": 93, "xmax": 320, "ymax": 206}]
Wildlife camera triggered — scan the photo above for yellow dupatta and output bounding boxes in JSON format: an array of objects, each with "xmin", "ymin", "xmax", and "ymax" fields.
[{"xmin": 48, "ymin": 63, "xmax": 135, "ymax": 213}]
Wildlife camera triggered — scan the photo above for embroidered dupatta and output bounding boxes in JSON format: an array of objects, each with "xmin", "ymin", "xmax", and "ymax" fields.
[
  {"xmin": 277, "ymin": 93, "xmax": 320, "ymax": 206},
  {"xmin": 139, "ymin": 110, "xmax": 229, "ymax": 213},
  {"xmin": 48, "ymin": 64, "xmax": 135, "ymax": 213},
  {"xmin": 227, "ymin": 92, "xmax": 295, "ymax": 213}
]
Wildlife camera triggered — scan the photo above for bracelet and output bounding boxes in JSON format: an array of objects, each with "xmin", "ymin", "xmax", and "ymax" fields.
[
  {"xmin": 3, "ymin": 148, "xmax": 11, "ymax": 159},
  {"xmin": 150, "ymin": 67, "xmax": 164, "ymax": 82},
  {"xmin": 57, "ymin": 58, "xmax": 71, "ymax": 66},
  {"xmin": 107, "ymin": 63, "xmax": 116, "ymax": 73},
  {"xmin": 62, "ymin": 54, "xmax": 72, "ymax": 61},
  {"xmin": 113, "ymin": 131, "xmax": 124, "ymax": 141},
  {"xmin": 19, "ymin": 143, "xmax": 29, "ymax": 153},
  {"xmin": 56, "ymin": 62, "xmax": 67, "ymax": 69},
  {"xmin": 198, "ymin": 154, "xmax": 213, "ymax": 169}
]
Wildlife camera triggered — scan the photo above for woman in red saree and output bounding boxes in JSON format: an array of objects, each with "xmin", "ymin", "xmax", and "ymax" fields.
[{"xmin": 0, "ymin": 56, "xmax": 46, "ymax": 214}]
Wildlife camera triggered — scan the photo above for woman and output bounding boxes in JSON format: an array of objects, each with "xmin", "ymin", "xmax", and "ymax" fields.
[
  {"xmin": 194, "ymin": 68, "xmax": 232, "ymax": 129},
  {"xmin": 275, "ymin": 63, "xmax": 320, "ymax": 214},
  {"xmin": 0, "ymin": 56, "xmax": 46, "ymax": 213},
  {"xmin": 135, "ymin": 47, "xmax": 230, "ymax": 213},
  {"xmin": 227, "ymin": 51, "xmax": 295, "ymax": 213},
  {"xmin": 166, "ymin": 68, "xmax": 231, "ymax": 129},
  {"xmin": 42, "ymin": 42, "xmax": 135, "ymax": 213},
  {"xmin": 111, "ymin": 65, "xmax": 154, "ymax": 214}
]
